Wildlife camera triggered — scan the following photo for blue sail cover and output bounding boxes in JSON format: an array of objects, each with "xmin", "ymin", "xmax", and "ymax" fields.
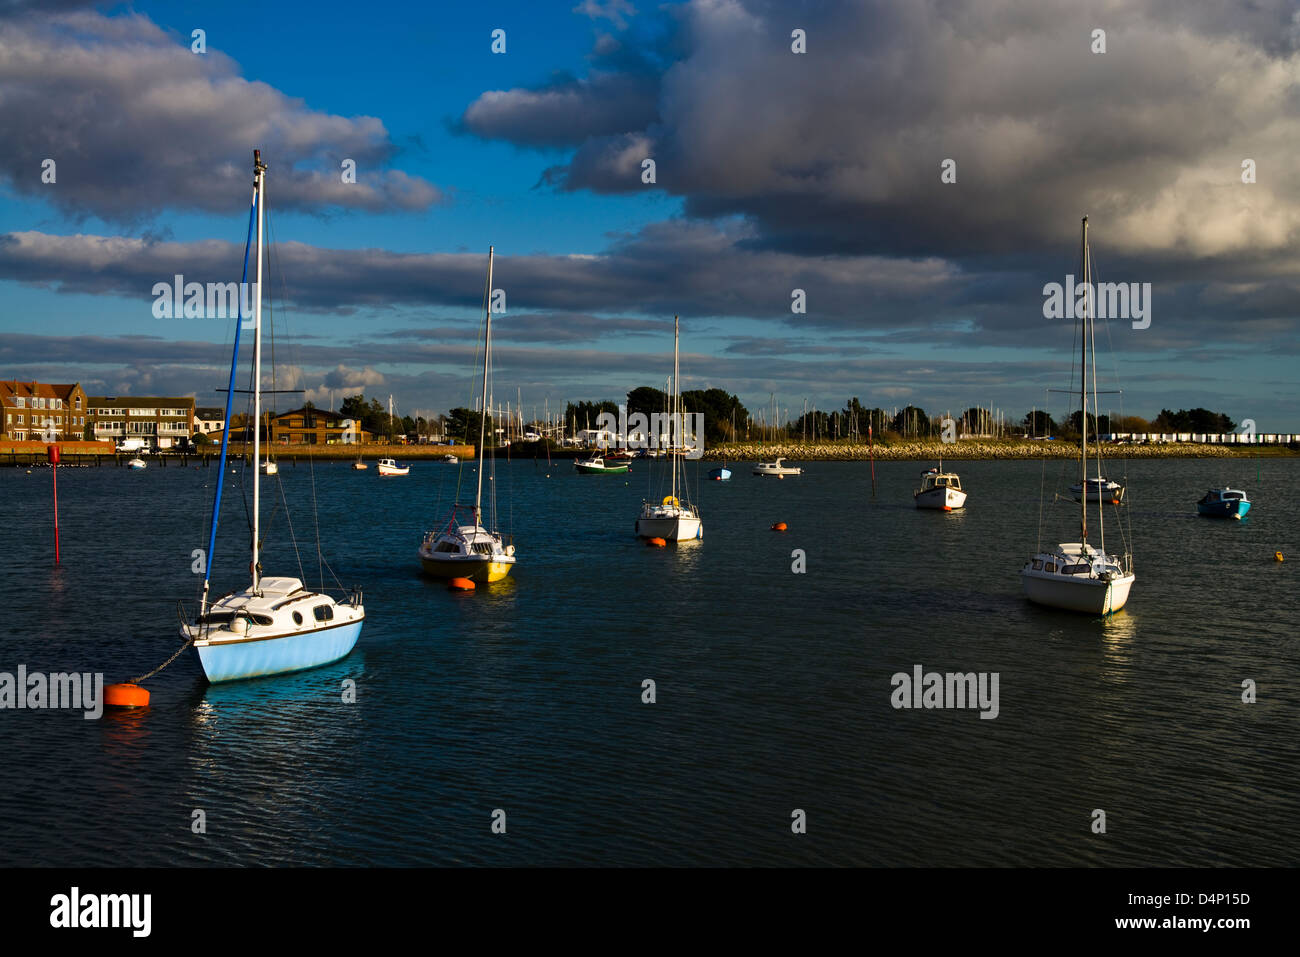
[{"xmin": 201, "ymin": 193, "xmax": 258, "ymax": 605}]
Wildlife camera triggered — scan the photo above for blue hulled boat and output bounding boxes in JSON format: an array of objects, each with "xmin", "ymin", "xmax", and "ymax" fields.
[
  {"xmin": 1197, "ymin": 488, "xmax": 1251, "ymax": 519},
  {"xmin": 180, "ymin": 150, "xmax": 365, "ymax": 682}
]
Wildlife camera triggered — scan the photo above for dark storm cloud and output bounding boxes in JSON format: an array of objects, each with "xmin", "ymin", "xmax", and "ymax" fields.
[
  {"xmin": 0, "ymin": 11, "xmax": 441, "ymax": 223},
  {"xmin": 491, "ymin": 0, "xmax": 1300, "ymax": 276}
]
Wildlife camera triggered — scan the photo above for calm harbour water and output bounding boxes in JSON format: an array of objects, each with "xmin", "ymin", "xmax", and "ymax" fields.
[{"xmin": 0, "ymin": 454, "xmax": 1296, "ymax": 866}]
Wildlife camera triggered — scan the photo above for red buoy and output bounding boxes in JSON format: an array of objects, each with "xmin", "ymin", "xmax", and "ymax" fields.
[
  {"xmin": 771, "ymin": 522, "xmax": 788, "ymax": 531},
  {"xmin": 647, "ymin": 537, "xmax": 667, "ymax": 547},
  {"xmin": 449, "ymin": 577, "xmax": 477, "ymax": 591},
  {"xmin": 105, "ymin": 683, "xmax": 150, "ymax": 708}
]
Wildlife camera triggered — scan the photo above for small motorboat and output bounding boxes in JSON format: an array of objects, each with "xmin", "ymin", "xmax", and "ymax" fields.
[
  {"xmin": 1070, "ymin": 477, "xmax": 1125, "ymax": 504},
  {"xmin": 377, "ymin": 457, "xmax": 409, "ymax": 476},
  {"xmin": 260, "ymin": 460, "xmax": 277, "ymax": 475},
  {"xmin": 753, "ymin": 457, "xmax": 802, "ymax": 477},
  {"xmin": 441, "ymin": 454, "xmax": 458, "ymax": 463},
  {"xmin": 1197, "ymin": 487, "xmax": 1251, "ymax": 519},
  {"xmin": 351, "ymin": 461, "xmax": 368, "ymax": 470},
  {"xmin": 574, "ymin": 455, "xmax": 630, "ymax": 474},
  {"xmin": 127, "ymin": 457, "xmax": 147, "ymax": 470},
  {"xmin": 708, "ymin": 466, "xmax": 732, "ymax": 481},
  {"xmin": 914, "ymin": 467, "xmax": 967, "ymax": 510}
]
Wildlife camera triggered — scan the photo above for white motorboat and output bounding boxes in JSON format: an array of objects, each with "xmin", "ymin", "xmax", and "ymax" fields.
[
  {"xmin": 753, "ymin": 457, "xmax": 802, "ymax": 477},
  {"xmin": 377, "ymin": 457, "xmax": 409, "ymax": 476},
  {"xmin": 180, "ymin": 149, "xmax": 364, "ymax": 682},
  {"xmin": 635, "ymin": 315, "xmax": 702, "ymax": 541},
  {"xmin": 1070, "ymin": 476, "xmax": 1124, "ymax": 504},
  {"xmin": 127, "ymin": 457, "xmax": 147, "ymax": 470},
  {"xmin": 1021, "ymin": 216, "xmax": 1134, "ymax": 614},
  {"xmin": 914, "ymin": 467, "xmax": 967, "ymax": 510}
]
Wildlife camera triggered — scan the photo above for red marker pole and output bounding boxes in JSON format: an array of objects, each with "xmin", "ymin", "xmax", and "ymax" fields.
[{"xmin": 47, "ymin": 444, "xmax": 60, "ymax": 566}]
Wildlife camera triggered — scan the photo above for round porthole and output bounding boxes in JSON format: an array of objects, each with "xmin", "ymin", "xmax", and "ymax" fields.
[{"xmin": 292, "ymin": 611, "xmax": 303, "ymax": 625}]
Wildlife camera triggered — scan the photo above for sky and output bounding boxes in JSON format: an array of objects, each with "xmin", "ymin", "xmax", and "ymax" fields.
[{"xmin": 1, "ymin": 0, "xmax": 1298, "ymax": 430}]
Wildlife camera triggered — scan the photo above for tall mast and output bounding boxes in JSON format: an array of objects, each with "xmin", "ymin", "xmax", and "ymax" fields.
[
  {"xmin": 476, "ymin": 246, "xmax": 494, "ymax": 521},
  {"xmin": 251, "ymin": 149, "xmax": 266, "ymax": 591},
  {"xmin": 672, "ymin": 313, "xmax": 679, "ymax": 501},
  {"xmin": 1079, "ymin": 215, "xmax": 1089, "ymax": 545}
]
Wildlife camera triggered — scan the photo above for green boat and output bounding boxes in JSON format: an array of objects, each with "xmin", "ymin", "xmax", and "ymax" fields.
[{"xmin": 574, "ymin": 455, "xmax": 630, "ymax": 474}]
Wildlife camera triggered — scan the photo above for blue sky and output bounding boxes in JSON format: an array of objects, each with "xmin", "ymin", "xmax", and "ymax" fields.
[{"xmin": 2, "ymin": 0, "xmax": 1297, "ymax": 429}]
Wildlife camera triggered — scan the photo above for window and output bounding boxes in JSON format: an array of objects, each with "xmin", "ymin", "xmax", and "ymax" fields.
[
  {"xmin": 312, "ymin": 604, "xmax": 334, "ymax": 622},
  {"xmin": 292, "ymin": 611, "xmax": 303, "ymax": 625},
  {"xmin": 75, "ymin": 396, "xmax": 82, "ymax": 409},
  {"xmin": 435, "ymin": 541, "xmax": 459, "ymax": 553},
  {"xmin": 14, "ymin": 397, "xmax": 24, "ymax": 408},
  {"xmin": 1032, "ymin": 560, "xmax": 1043, "ymax": 570},
  {"xmin": 1045, "ymin": 563, "xmax": 1058, "ymax": 573}
]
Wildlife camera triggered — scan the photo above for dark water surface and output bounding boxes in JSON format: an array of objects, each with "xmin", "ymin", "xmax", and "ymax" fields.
[{"xmin": 1, "ymin": 455, "xmax": 1295, "ymax": 866}]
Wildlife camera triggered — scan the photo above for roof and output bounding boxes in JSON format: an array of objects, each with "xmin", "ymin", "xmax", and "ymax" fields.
[
  {"xmin": 273, "ymin": 407, "xmax": 348, "ymax": 423},
  {"xmin": 0, "ymin": 381, "xmax": 84, "ymax": 404},
  {"xmin": 88, "ymin": 396, "xmax": 195, "ymax": 408}
]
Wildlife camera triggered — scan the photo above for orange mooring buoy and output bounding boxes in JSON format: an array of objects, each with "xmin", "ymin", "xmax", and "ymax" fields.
[
  {"xmin": 449, "ymin": 577, "xmax": 477, "ymax": 591},
  {"xmin": 647, "ymin": 537, "xmax": 667, "ymax": 547},
  {"xmin": 771, "ymin": 522, "xmax": 788, "ymax": 531},
  {"xmin": 104, "ymin": 683, "xmax": 150, "ymax": 708}
]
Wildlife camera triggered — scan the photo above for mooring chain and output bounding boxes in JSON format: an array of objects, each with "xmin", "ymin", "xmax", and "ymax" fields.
[{"xmin": 129, "ymin": 636, "xmax": 195, "ymax": 685}]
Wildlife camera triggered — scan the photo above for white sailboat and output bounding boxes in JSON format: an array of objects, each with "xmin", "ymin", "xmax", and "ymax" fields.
[
  {"xmin": 636, "ymin": 315, "xmax": 702, "ymax": 541},
  {"xmin": 1021, "ymin": 216, "xmax": 1134, "ymax": 614},
  {"xmin": 181, "ymin": 150, "xmax": 365, "ymax": 682},
  {"xmin": 418, "ymin": 246, "xmax": 518, "ymax": 582},
  {"xmin": 260, "ymin": 412, "xmax": 277, "ymax": 474}
]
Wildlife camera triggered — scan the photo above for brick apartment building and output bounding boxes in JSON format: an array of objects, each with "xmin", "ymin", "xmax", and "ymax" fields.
[
  {"xmin": 0, "ymin": 380, "xmax": 91, "ymax": 441},
  {"xmin": 88, "ymin": 396, "xmax": 196, "ymax": 450}
]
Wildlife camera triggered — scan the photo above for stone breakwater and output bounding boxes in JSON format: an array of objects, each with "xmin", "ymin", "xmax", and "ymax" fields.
[{"xmin": 702, "ymin": 441, "xmax": 1297, "ymax": 461}]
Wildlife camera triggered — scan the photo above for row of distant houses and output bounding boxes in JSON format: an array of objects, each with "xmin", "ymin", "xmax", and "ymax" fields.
[
  {"xmin": 1, "ymin": 379, "xmax": 375, "ymax": 449},
  {"xmin": 1098, "ymin": 432, "xmax": 1300, "ymax": 445}
]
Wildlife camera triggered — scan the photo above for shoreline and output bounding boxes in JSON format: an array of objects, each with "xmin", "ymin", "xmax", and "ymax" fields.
[{"xmin": 699, "ymin": 440, "xmax": 1298, "ymax": 461}]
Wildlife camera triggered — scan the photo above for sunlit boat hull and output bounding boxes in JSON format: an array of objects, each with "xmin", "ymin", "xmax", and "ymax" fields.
[
  {"xmin": 1070, "ymin": 481, "xmax": 1125, "ymax": 504},
  {"xmin": 914, "ymin": 487, "xmax": 967, "ymax": 510},
  {"xmin": 635, "ymin": 512, "xmax": 702, "ymax": 540},
  {"xmin": 194, "ymin": 619, "xmax": 363, "ymax": 682},
  {"xmin": 708, "ymin": 467, "xmax": 732, "ymax": 481},
  {"xmin": 1021, "ymin": 567, "xmax": 1134, "ymax": 614},
  {"xmin": 418, "ymin": 554, "xmax": 515, "ymax": 582}
]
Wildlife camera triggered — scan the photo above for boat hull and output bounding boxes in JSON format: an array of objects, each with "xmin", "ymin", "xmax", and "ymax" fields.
[
  {"xmin": 377, "ymin": 466, "xmax": 409, "ymax": 476},
  {"xmin": 1021, "ymin": 569, "xmax": 1134, "ymax": 614},
  {"xmin": 915, "ymin": 487, "xmax": 967, "ymax": 510},
  {"xmin": 575, "ymin": 463, "xmax": 629, "ymax": 474},
  {"xmin": 1198, "ymin": 501, "xmax": 1251, "ymax": 519},
  {"xmin": 195, "ymin": 619, "xmax": 363, "ymax": 683},
  {"xmin": 419, "ymin": 555, "xmax": 515, "ymax": 582},
  {"xmin": 1070, "ymin": 484, "xmax": 1125, "ymax": 504},
  {"xmin": 635, "ymin": 516, "xmax": 702, "ymax": 540},
  {"xmin": 708, "ymin": 467, "xmax": 732, "ymax": 481}
]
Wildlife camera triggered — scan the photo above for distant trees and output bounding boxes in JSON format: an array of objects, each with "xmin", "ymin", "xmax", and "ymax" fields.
[
  {"xmin": 1151, "ymin": 408, "xmax": 1236, "ymax": 433},
  {"xmin": 447, "ymin": 407, "xmax": 491, "ymax": 443},
  {"xmin": 1021, "ymin": 410, "xmax": 1058, "ymax": 436}
]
